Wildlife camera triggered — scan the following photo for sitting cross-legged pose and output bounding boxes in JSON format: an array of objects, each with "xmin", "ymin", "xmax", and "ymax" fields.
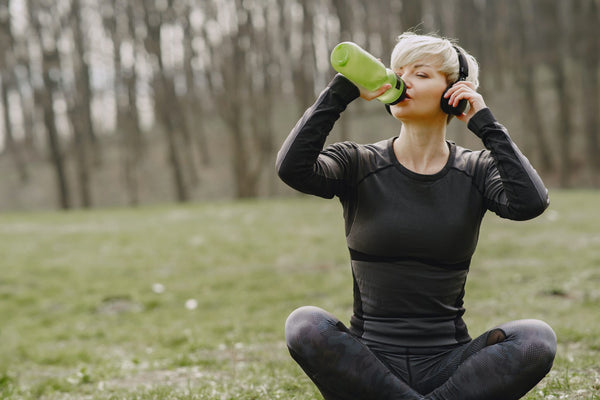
[{"xmin": 276, "ymin": 32, "xmax": 556, "ymax": 400}]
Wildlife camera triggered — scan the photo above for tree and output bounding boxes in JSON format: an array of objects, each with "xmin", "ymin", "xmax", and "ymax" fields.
[
  {"xmin": 68, "ymin": 0, "xmax": 97, "ymax": 207},
  {"xmin": 545, "ymin": 1, "xmax": 574, "ymax": 187},
  {"xmin": 28, "ymin": 0, "xmax": 72, "ymax": 209},
  {"xmin": 514, "ymin": 0, "xmax": 555, "ymax": 173},
  {"xmin": 0, "ymin": 1, "xmax": 28, "ymax": 182},
  {"xmin": 181, "ymin": 1, "xmax": 211, "ymax": 168},
  {"xmin": 104, "ymin": 0, "xmax": 145, "ymax": 206},
  {"xmin": 290, "ymin": 0, "xmax": 316, "ymax": 114},
  {"xmin": 2, "ymin": 1, "xmax": 600, "ymax": 211},
  {"xmin": 399, "ymin": 0, "xmax": 423, "ymax": 31},
  {"xmin": 201, "ymin": 0, "xmax": 278, "ymax": 198},
  {"xmin": 576, "ymin": 0, "xmax": 600, "ymax": 186},
  {"xmin": 141, "ymin": 0, "xmax": 189, "ymax": 202}
]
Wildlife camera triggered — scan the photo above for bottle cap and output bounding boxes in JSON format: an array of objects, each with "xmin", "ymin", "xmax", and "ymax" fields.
[{"xmin": 330, "ymin": 44, "xmax": 349, "ymax": 67}]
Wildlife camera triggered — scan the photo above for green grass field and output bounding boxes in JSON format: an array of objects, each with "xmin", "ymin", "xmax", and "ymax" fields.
[{"xmin": 1, "ymin": 190, "xmax": 599, "ymax": 399}]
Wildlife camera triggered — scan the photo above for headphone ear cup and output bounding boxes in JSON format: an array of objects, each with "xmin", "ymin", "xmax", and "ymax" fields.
[
  {"xmin": 440, "ymin": 86, "xmax": 453, "ymax": 114},
  {"xmin": 440, "ymin": 86, "xmax": 468, "ymax": 116}
]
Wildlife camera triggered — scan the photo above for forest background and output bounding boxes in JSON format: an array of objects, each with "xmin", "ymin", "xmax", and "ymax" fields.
[{"xmin": 0, "ymin": 0, "xmax": 598, "ymax": 211}]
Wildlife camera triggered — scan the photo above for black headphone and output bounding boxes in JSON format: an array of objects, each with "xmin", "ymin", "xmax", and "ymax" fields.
[
  {"xmin": 386, "ymin": 45, "xmax": 469, "ymax": 116},
  {"xmin": 440, "ymin": 46, "xmax": 469, "ymax": 116}
]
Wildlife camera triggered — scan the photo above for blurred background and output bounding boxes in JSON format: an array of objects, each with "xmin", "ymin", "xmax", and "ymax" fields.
[{"xmin": 0, "ymin": 0, "xmax": 598, "ymax": 211}]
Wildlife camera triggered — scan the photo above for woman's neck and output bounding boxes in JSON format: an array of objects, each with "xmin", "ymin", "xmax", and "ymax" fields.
[{"xmin": 394, "ymin": 120, "xmax": 449, "ymax": 175}]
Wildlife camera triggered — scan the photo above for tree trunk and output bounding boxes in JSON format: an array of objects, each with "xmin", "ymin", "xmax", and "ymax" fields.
[
  {"xmin": 142, "ymin": 0, "xmax": 188, "ymax": 202},
  {"xmin": 183, "ymin": 7, "xmax": 211, "ymax": 167},
  {"xmin": 516, "ymin": 0, "xmax": 554, "ymax": 173},
  {"xmin": 107, "ymin": 0, "xmax": 142, "ymax": 206},
  {"xmin": 1, "ymin": 73, "xmax": 29, "ymax": 183},
  {"xmin": 578, "ymin": 0, "xmax": 600, "ymax": 186},
  {"xmin": 41, "ymin": 66, "xmax": 71, "ymax": 210},
  {"xmin": 229, "ymin": 1, "xmax": 256, "ymax": 198},
  {"xmin": 28, "ymin": 0, "xmax": 71, "ymax": 209},
  {"xmin": 548, "ymin": 2, "xmax": 573, "ymax": 187},
  {"xmin": 0, "ymin": 5, "xmax": 28, "ymax": 182},
  {"xmin": 67, "ymin": 103, "xmax": 92, "ymax": 208},
  {"xmin": 400, "ymin": 0, "xmax": 423, "ymax": 31},
  {"xmin": 331, "ymin": 0, "xmax": 355, "ymax": 141},
  {"xmin": 71, "ymin": 0, "xmax": 101, "ymax": 164},
  {"xmin": 68, "ymin": 0, "xmax": 96, "ymax": 207},
  {"xmin": 292, "ymin": 1, "xmax": 316, "ymax": 114}
]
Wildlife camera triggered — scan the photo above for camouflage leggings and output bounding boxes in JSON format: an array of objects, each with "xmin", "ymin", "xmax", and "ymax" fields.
[{"xmin": 285, "ymin": 306, "xmax": 556, "ymax": 400}]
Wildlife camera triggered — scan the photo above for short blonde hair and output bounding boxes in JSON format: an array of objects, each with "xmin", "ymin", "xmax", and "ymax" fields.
[{"xmin": 391, "ymin": 32, "xmax": 479, "ymax": 89}]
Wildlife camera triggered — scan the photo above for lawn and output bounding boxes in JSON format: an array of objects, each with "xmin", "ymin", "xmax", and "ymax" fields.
[{"xmin": 0, "ymin": 190, "xmax": 599, "ymax": 399}]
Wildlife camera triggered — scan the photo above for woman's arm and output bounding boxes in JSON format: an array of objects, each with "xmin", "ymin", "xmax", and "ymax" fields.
[
  {"xmin": 469, "ymin": 108, "xmax": 549, "ymax": 220},
  {"xmin": 276, "ymin": 74, "xmax": 360, "ymax": 198},
  {"xmin": 446, "ymin": 81, "xmax": 549, "ymax": 220}
]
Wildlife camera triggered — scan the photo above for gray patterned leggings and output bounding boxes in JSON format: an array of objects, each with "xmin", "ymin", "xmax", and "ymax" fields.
[{"xmin": 285, "ymin": 306, "xmax": 556, "ymax": 400}]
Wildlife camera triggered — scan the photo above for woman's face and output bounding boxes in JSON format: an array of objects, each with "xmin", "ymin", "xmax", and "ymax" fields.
[{"xmin": 390, "ymin": 58, "xmax": 449, "ymax": 122}]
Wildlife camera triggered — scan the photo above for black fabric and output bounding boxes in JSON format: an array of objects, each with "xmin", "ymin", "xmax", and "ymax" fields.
[
  {"xmin": 276, "ymin": 75, "xmax": 549, "ymax": 348},
  {"xmin": 285, "ymin": 306, "xmax": 424, "ymax": 400},
  {"xmin": 278, "ymin": 74, "xmax": 555, "ymax": 398},
  {"xmin": 349, "ymin": 248, "xmax": 471, "ymax": 270},
  {"xmin": 285, "ymin": 306, "xmax": 557, "ymax": 400}
]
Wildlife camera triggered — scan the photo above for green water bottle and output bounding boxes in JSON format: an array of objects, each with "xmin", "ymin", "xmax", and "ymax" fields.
[{"xmin": 330, "ymin": 41, "xmax": 406, "ymax": 105}]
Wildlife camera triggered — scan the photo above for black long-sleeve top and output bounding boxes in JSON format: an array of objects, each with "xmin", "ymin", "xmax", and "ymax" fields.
[{"xmin": 276, "ymin": 74, "xmax": 549, "ymax": 347}]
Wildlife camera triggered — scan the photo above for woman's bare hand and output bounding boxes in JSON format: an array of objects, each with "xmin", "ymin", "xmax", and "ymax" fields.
[
  {"xmin": 359, "ymin": 83, "xmax": 392, "ymax": 101},
  {"xmin": 442, "ymin": 81, "xmax": 487, "ymax": 123}
]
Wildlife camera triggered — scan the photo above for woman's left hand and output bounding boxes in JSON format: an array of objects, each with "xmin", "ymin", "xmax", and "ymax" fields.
[{"xmin": 443, "ymin": 81, "xmax": 487, "ymax": 123}]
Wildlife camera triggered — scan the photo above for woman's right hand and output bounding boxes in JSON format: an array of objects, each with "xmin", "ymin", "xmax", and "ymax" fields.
[{"xmin": 359, "ymin": 83, "xmax": 392, "ymax": 101}]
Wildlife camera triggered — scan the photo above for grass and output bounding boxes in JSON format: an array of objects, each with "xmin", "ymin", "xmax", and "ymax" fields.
[{"xmin": 0, "ymin": 190, "xmax": 599, "ymax": 399}]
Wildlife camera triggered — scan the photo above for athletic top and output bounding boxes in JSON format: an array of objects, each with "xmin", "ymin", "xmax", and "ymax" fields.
[{"xmin": 276, "ymin": 74, "xmax": 549, "ymax": 347}]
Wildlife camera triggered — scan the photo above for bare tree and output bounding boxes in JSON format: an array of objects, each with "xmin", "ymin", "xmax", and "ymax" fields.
[
  {"xmin": 168, "ymin": 1, "xmax": 200, "ymax": 186},
  {"xmin": 399, "ymin": 0, "xmax": 423, "ymax": 31},
  {"xmin": 514, "ymin": 0, "xmax": 555, "ymax": 173},
  {"xmin": 141, "ymin": 0, "xmax": 189, "ymax": 202},
  {"xmin": 290, "ymin": 0, "xmax": 316, "ymax": 114},
  {"xmin": 0, "ymin": 1, "xmax": 28, "ymax": 182},
  {"xmin": 575, "ymin": 0, "xmax": 600, "ymax": 186},
  {"xmin": 2, "ymin": 0, "xmax": 600, "ymax": 211},
  {"xmin": 544, "ymin": 1, "xmax": 574, "ymax": 187},
  {"xmin": 27, "ymin": 0, "xmax": 72, "ymax": 209},
  {"xmin": 330, "ymin": 0, "xmax": 356, "ymax": 141},
  {"xmin": 200, "ymin": 0, "xmax": 274, "ymax": 198},
  {"xmin": 181, "ymin": 1, "xmax": 211, "ymax": 168},
  {"xmin": 10, "ymin": 9, "xmax": 38, "ymax": 160},
  {"xmin": 66, "ymin": 0, "xmax": 96, "ymax": 207},
  {"xmin": 103, "ymin": 0, "xmax": 145, "ymax": 206}
]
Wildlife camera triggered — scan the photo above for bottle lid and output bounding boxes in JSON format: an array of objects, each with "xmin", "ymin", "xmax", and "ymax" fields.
[{"xmin": 330, "ymin": 44, "xmax": 349, "ymax": 67}]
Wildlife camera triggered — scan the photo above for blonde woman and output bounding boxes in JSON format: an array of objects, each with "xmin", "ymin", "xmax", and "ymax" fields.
[{"xmin": 276, "ymin": 32, "xmax": 556, "ymax": 400}]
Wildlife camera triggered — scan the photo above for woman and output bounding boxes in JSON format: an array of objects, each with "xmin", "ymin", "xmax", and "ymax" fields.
[{"xmin": 276, "ymin": 32, "xmax": 556, "ymax": 400}]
